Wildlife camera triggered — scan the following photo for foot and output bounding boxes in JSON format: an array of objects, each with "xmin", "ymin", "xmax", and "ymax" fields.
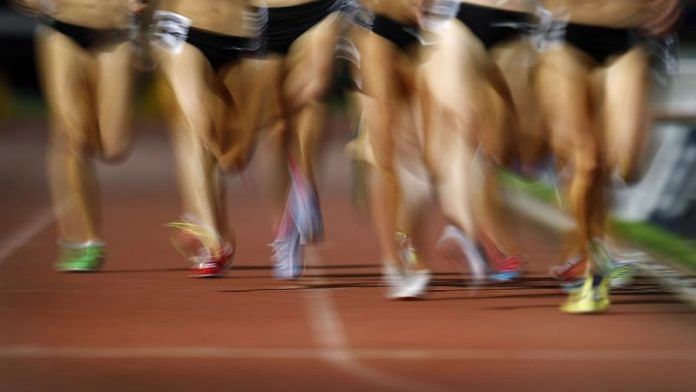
[
  {"xmin": 190, "ymin": 242, "xmax": 235, "ymax": 278},
  {"xmin": 168, "ymin": 219, "xmax": 234, "ymax": 278},
  {"xmin": 489, "ymin": 255, "xmax": 523, "ymax": 282},
  {"xmin": 288, "ymin": 160, "xmax": 324, "ymax": 245},
  {"xmin": 382, "ymin": 263, "xmax": 405, "ymax": 299},
  {"xmin": 436, "ymin": 225, "xmax": 487, "ymax": 284},
  {"xmin": 393, "ymin": 269, "xmax": 432, "ymax": 299},
  {"xmin": 271, "ymin": 211, "xmax": 305, "ymax": 280},
  {"xmin": 479, "ymin": 236, "xmax": 524, "ymax": 282},
  {"xmin": 550, "ymin": 254, "xmax": 587, "ymax": 292},
  {"xmin": 560, "ymin": 275, "xmax": 611, "ymax": 314},
  {"xmin": 55, "ymin": 241, "xmax": 105, "ymax": 272},
  {"xmin": 588, "ymin": 238, "xmax": 639, "ymax": 288},
  {"xmin": 607, "ymin": 242, "xmax": 643, "ymax": 288},
  {"xmin": 609, "ymin": 261, "xmax": 637, "ymax": 289}
]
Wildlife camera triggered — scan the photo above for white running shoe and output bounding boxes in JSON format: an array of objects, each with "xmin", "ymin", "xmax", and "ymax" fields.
[
  {"xmin": 271, "ymin": 212, "xmax": 305, "ymax": 280},
  {"xmin": 436, "ymin": 225, "xmax": 487, "ymax": 283},
  {"xmin": 382, "ymin": 263, "xmax": 405, "ymax": 299},
  {"xmin": 393, "ymin": 269, "xmax": 432, "ymax": 299}
]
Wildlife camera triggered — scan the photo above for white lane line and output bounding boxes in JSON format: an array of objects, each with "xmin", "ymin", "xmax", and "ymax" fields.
[
  {"xmin": 0, "ymin": 208, "xmax": 54, "ymax": 266},
  {"xmin": 1, "ymin": 347, "xmax": 695, "ymax": 361},
  {"xmin": 301, "ymin": 248, "xmax": 447, "ymax": 392}
]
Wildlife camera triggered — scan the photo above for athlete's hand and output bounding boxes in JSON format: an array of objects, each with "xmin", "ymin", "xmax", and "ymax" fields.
[{"xmin": 641, "ymin": 0, "xmax": 682, "ymax": 36}]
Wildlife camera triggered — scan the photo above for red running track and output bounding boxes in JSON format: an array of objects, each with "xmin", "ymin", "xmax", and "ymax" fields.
[{"xmin": 0, "ymin": 120, "xmax": 694, "ymax": 391}]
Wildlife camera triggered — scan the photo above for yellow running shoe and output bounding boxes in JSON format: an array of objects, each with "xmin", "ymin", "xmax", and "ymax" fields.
[{"xmin": 560, "ymin": 275, "xmax": 610, "ymax": 314}]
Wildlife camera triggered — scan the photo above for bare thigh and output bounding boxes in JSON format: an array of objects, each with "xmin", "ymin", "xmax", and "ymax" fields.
[
  {"xmin": 156, "ymin": 44, "xmax": 219, "ymax": 157},
  {"xmin": 600, "ymin": 46, "xmax": 650, "ymax": 182},
  {"xmin": 38, "ymin": 28, "xmax": 96, "ymax": 151},
  {"xmin": 282, "ymin": 13, "xmax": 341, "ymax": 112}
]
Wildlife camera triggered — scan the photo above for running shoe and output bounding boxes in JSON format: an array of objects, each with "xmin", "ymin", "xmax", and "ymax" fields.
[
  {"xmin": 168, "ymin": 219, "xmax": 234, "ymax": 278},
  {"xmin": 607, "ymin": 244, "xmax": 643, "ymax": 288},
  {"xmin": 393, "ymin": 269, "xmax": 432, "ymax": 299},
  {"xmin": 489, "ymin": 255, "xmax": 523, "ymax": 282},
  {"xmin": 609, "ymin": 261, "xmax": 637, "ymax": 289},
  {"xmin": 383, "ymin": 263, "xmax": 405, "ymax": 299},
  {"xmin": 189, "ymin": 242, "xmax": 235, "ymax": 278},
  {"xmin": 550, "ymin": 254, "xmax": 586, "ymax": 281},
  {"xmin": 478, "ymin": 235, "xmax": 524, "ymax": 282},
  {"xmin": 288, "ymin": 159, "xmax": 324, "ymax": 245},
  {"xmin": 55, "ymin": 241, "xmax": 105, "ymax": 272},
  {"xmin": 550, "ymin": 254, "xmax": 587, "ymax": 292},
  {"xmin": 560, "ymin": 274, "xmax": 610, "ymax": 314},
  {"xmin": 392, "ymin": 232, "xmax": 431, "ymax": 298},
  {"xmin": 271, "ymin": 208, "xmax": 305, "ymax": 280},
  {"xmin": 588, "ymin": 237, "xmax": 640, "ymax": 288},
  {"xmin": 588, "ymin": 238, "xmax": 615, "ymax": 274},
  {"xmin": 436, "ymin": 225, "xmax": 487, "ymax": 284}
]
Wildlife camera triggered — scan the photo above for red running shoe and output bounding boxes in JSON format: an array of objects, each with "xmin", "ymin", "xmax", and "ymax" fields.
[
  {"xmin": 479, "ymin": 235, "xmax": 524, "ymax": 282},
  {"xmin": 190, "ymin": 242, "xmax": 235, "ymax": 278},
  {"xmin": 168, "ymin": 219, "xmax": 235, "ymax": 278},
  {"xmin": 550, "ymin": 255, "xmax": 586, "ymax": 282},
  {"xmin": 549, "ymin": 255, "xmax": 587, "ymax": 292}
]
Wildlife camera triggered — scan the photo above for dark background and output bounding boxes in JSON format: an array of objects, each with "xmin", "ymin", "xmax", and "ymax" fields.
[{"xmin": 1, "ymin": 1, "xmax": 696, "ymax": 93}]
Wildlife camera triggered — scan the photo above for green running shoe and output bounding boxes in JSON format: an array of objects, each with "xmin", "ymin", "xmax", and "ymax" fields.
[
  {"xmin": 55, "ymin": 242, "xmax": 105, "ymax": 272},
  {"xmin": 609, "ymin": 261, "xmax": 637, "ymax": 288}
]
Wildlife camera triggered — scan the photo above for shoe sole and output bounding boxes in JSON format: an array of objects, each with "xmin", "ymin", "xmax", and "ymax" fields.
[
  {"xmin": 56, "ymin": 268, "xmax": 100, "ymax": 273},
  {"xmin": 561, "ymin": 302, "xmax": 610, "ymax": 314},
  {"xmin": 489, "ymin": 271, "xmax": 521, "ymax": 282},
  {"xmin": 189, "ymin": 273, "xmax": 226, "ymax": 278},
  {"xmin": 189, "ymin": 261, "xmax": 234, "ymax": 279},
  {"xmin": 55, "ymin": 262, "xmax": 103, "ymax": 273}
]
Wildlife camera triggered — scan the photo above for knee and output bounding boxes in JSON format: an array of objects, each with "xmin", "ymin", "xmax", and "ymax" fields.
[
  {"xmin": 99, "ymin": 138, "xmax": 131, "ymax": 163},
  {"xmin": 304, "ymin": 77, "xmax": 331, "ymax": 103},
  {"xmin": 285, "ymin": 79, "xmax": 331, "ymax": 113},
  {"xmin": 263, "ymin": 120, "xmax": 289, "ymax": 149},
  {"xmin": 218, "ymin": 142, "xmax": 256, "ymax": 173}
]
